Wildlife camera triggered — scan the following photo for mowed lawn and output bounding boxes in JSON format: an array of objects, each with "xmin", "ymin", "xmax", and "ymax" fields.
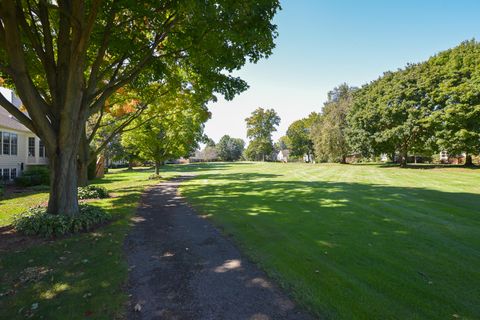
[{"xmin": 166, "ymin": 162, "xmax": 480, "ymax": 319}]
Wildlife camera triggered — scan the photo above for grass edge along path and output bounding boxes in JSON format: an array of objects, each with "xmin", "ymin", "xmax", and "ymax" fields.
[{"xmin": 0, "ymin": 168, "xmax": 168, "ymax": 319}]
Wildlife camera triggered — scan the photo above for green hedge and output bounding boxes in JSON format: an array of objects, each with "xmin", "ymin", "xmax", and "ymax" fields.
[{"xmin": 15, "ymin": 166, "xmax": 49, "ymax": 187}]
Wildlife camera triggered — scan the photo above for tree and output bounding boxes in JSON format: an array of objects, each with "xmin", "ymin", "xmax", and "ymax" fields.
[
  {"xmin": 0, "ymin": 1, "xmax": 280, "ymax": 215},
  {"xmin": 122, "ymin": 94, "xmax": 208, "ymax": 175},
  {"xmin": 286, "ymin": 112, "xmax": 319, "ymax": 162},
  {"xmin": 276, "ymin": 135, "xmax": 290, "ymax": 151},
  {"xmin": 312, "ymin": 84, "xmax": 356, "ymax": 163},
  {"xmin": 216, "ymin": 135, "xmax": 245, "ymax": 161},
  {"xmin": 424, "ymin": 40, "xmax": 480, "ymax": 166},
  {"xmin": 245, "ymin": 107, "xmax": 280, "ymax": 161}
]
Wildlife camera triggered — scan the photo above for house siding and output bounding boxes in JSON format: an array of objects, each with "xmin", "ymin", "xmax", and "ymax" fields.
[{"xmin": 0, "ymin": 88, "xmax": 48, "ymax": 181}]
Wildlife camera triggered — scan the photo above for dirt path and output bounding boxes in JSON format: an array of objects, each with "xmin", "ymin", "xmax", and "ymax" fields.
[{"xmin": 124, "ymin": 177, "xmax": 314, "ymax": 320}]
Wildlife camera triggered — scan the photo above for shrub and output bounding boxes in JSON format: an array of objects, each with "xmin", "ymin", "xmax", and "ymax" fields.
[
  {"xmin": 78, "ymin": 185, "xmax": 109, "ymax": 199},
  {"xmin": 15, "ymin": 166, "xmax": 50, "ymax": 187},
  {"xmin": 12, "ymin": 205, "xmax": 111, "ymax": 237},
  {"xmin": 148, "ymin": 174, "xmax": 163, "ymax": 180},
  {"xmin": 0, "ymin": 185, "xmax": 4, "ymax": 197}
]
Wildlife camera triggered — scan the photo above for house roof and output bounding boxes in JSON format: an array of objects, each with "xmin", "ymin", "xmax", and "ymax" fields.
[{"xmin": 0, "ymin": 107, "xmax": 31, "ymax": 133}]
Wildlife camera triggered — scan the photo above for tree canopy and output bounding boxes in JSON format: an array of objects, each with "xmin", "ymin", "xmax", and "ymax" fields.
[
  {"xmin": 216, "ymin": 135, "xmax": 245, "ymax": 161},
  {"xmin": 0, "ymin": 1, "xmax": 281, "ymax": 215},
  {"xmin": 245, "ymin": 107, "xmax": 280, "ymax": 161}
]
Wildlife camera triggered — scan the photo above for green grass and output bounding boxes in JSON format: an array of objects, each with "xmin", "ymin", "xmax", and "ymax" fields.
[
  {"xmin": 0, "ymin": 168, "xmax": 176, "ymax": 319},
  {"xmin": 163, "ymin": 162, "xmax": 480, "ymax": 319}
]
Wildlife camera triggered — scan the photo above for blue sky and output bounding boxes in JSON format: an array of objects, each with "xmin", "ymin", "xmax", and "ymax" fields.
[{"xmin": 204, "ymin": 0, "xmax": 480, "ymax": 143}]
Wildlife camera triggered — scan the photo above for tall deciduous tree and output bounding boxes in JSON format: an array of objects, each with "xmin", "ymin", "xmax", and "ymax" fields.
[
  {"xmin": 0, "ymin": 1, "xmax": 280, "ymax": 215},
  {"xmin": 312, "ymin": 84, "xmax": 356, "ymax": 163},
  {"xmin": 245, "ymin": 107, "xmax": 280, "ymax": 161},
  {"xmin": 424, "ymin": 40, "xmax": 480, "ymax": 166}
]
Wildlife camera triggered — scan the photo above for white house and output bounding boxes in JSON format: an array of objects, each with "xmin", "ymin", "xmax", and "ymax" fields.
[
  {"xmin": 277, "ymin": 149, "xmax": 289, "ymax": 162},
  {"xmin": 0, "ymin": 88, "xmax": 48, "ymax": 182}
]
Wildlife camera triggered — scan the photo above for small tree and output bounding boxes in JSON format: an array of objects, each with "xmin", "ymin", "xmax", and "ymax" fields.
[
  {"xmin": 216, "ymin": 135, "xmax": 245, "ymax": 161},
  {"xmin": 286, "ymin": 112, "xmax": 319, "ymax": 162},
  {"xmin": 122, "ymin": 95, "xmax": 208, "ymax": 175},
  {"xmin": 245, "ymin": 107, "xmax": 280, "ymax": 161}
]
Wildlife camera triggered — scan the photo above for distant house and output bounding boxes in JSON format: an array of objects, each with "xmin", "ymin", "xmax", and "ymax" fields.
[
  {"xmin": 0, "ymin": 88, "xmax": 48, "ymax": 182},
  {"xmin": 277, "ymin": 149, "xmax": 289, "ymax": 162},
  {"xmin": 439, "ymin": 151, "xmax": 466, "ymax": 164}
]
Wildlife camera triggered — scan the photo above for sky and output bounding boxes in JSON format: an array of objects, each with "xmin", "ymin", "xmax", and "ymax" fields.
[{"xmin": 204, "ymin": 0, "xmax": 480, "ymax": 143}]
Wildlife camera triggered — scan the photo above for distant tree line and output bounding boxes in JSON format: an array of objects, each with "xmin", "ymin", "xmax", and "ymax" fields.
[{"xmin": 283, "ymin": 40, "xmax": 480, "ymax": 167}]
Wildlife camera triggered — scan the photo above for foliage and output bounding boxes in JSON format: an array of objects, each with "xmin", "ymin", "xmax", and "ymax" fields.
[
  {"xmin": 346, "ymin": 40, "xmax": 480, "ymax": 166},
  {"xmin": 0, "ymin": 0, "xmax": 281, "ymax": 215},
  {"xmin": 311, "ymin": 84, "xmax": 356, "ymax": 163},
  {"xmin": 121, "ymin": 91, "xmax": 209, "ymax": 173},
  {"xmin": 245, "ymin": 108, "xmax": 281, "ymax": 160},
  {"xmin": 423, "ymin": 40, "xmax": 480, "ymax": 163},
  {"xmin": 286, "ymin": 112, "xmax": 319, "ymax": 161},
  {"xmin": 15, "ymin": 166, "xmax": 50, "ymax": 187},
  {"xmin": 13, "ymin": 205, "xmax": 111, "ymax": 238},
  {"xmin": 77, "ymin": 185, "xmax": 109, "ymax": 200},
  {"xmin": 216, "ymin": 135, "xmax": 245, "ymax": 161}
]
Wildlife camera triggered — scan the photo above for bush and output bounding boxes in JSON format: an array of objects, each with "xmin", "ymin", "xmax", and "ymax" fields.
[
  {"xmin": 0, "ymin": 185, "xmax": 4, "ymax": 197},
  {"xmin": 12, "ymin": 205, "xmax": 111, "ymax": 237},
  {"xmin": 78, "ymin": 185, "xmax": 109, "ymax": 199},
  {"xmin": 15, "ymin": 166, "xmax": 49, "ymax": 187}
]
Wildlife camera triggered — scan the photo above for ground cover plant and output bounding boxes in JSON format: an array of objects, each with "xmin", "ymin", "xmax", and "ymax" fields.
[
  {"xmin": 0, "ymin": 168, "xmax": 174, "ymax": 319},
  {"xmin": 166, "ymin": 162, "xmax": 480, "ymax": 319},
  {"xmin": 77, "ymin": 185, "xmax": 109, "ymax": 200}
]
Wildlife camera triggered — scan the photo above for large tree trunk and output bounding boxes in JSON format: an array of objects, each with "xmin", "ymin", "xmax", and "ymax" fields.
[
  {"xmin": 465, "ymin": 154, "xmax": 473, "ymax": 166},
  {"xmin": 340, "ymin": 155, "xmax": 347, "ymax": 164},
  {"xmin": 47, "ymin": 150, "xmax": 79, "ymax": 216},
  {"xmin": 155, "ymin": 161, "xmax": 161, "ymax": 175}
]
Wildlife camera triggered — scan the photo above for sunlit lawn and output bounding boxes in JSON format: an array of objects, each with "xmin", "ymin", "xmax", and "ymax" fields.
[
  {"xmin": 164, "ymin": 162, "xmax": 480, "ymax": 319},
  {"xmin": 0, "ymin": 168, "xmax": 176, "ymax": 319}
]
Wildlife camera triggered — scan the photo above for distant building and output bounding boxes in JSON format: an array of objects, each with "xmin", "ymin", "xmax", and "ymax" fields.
[{"xmin": 277, "ymin": 149, "xmax": 289, "ymax": 162}]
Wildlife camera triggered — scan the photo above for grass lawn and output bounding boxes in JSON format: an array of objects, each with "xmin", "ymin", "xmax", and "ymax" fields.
[
  {"xmin": 163, "ymin": 162, "xmax": 480, "ymax": 319},
  {"xmin": 0, "ymin": 168, "xmax": 175, "ymax": 319}
]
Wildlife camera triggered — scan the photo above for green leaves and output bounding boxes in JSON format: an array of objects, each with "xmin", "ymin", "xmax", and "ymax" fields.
[
  {"xmin": 245, "ymin": 107, "xmax": 280, "ymax": 160},
  {"xmin": 12, "ymin": 205, "xmax": 111, "ymax": 238}
]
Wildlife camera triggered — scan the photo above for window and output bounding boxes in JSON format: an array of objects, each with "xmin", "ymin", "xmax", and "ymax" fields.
[
  {"xmin": 39, "ymin": 140, "xmax": 46, "ymax": 158},
  {"xmin": 10, "ymin": 133, "xmax": 17, "ymax": 155},
  {"xmin": 2, "ymin": 168, "xmax": 9, "ymax": 181},
  {"xmin": 28, "ymin": 137, "xmax": 35, "ymax": 157},
  {"xmin": 3, "ymin": 132, "xmax": 10, "ymax": 155},
  {"xmin": 10, "ymin": 168, "xmax": 17, "ymax": 180}
]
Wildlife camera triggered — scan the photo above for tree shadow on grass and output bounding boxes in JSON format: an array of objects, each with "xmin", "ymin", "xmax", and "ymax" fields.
[{"xmin": 181, "ymin": 172, "xmax": 480, "ymax": 318}]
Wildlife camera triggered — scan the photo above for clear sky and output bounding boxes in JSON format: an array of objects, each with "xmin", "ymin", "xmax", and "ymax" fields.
[{"xmin": 204, "ymin": 0, "xmax": 480, "ymax": 143}]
